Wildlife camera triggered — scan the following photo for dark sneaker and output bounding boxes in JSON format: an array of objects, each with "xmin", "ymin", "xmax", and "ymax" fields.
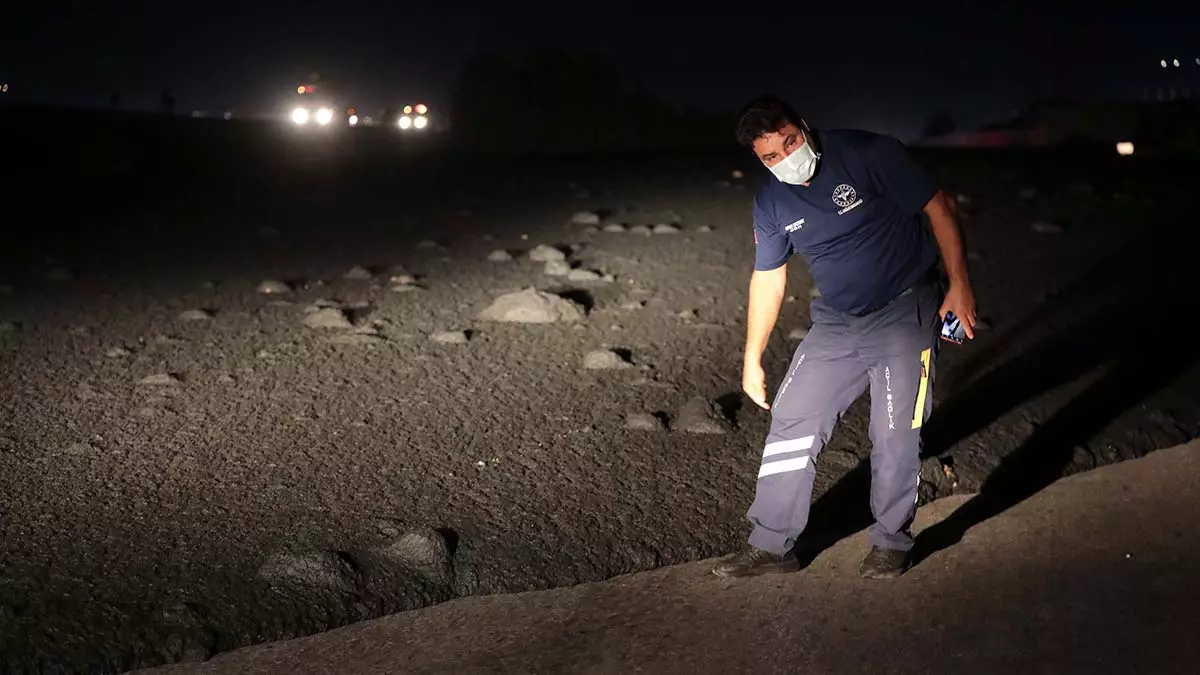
[
  {"xmin": 858, "ymin": 546, "xmax": 911, "ymax": 579},
  {"xmin": 712, "ymin": 546, "xmax": 800, "ymax": 578}
]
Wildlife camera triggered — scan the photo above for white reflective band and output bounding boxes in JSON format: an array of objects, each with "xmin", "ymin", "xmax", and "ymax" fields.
[
  {"xmin": 763, "ymin": 435, "xmax": 815, "ymax": 458},
  {"xmin": 759, "ymin": 456, "xmax": 811, "ymax": 478}
]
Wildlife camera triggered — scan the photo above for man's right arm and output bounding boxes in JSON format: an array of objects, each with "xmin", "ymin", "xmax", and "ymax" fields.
[{"xmin": 742, "ymin": 265, "xmax": 788, "ymax": 409}]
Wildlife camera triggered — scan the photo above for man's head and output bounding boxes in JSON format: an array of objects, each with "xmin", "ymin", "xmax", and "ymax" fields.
[{"xmin": 735, "ymin": 94, "xmax": 812, "ymax": 168}]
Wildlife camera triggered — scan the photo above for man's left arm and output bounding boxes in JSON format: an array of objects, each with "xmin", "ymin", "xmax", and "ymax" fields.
[
  {"xmin": 922, "ymin": 190, "xmax": 977, "ymax": 338},
  {"xmin": 868, "ymin": 136, "xmax": 977, "ymax": 338}
]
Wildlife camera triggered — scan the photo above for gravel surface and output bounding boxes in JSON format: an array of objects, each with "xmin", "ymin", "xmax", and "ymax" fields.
[{"xmin": 1, "ymin": 140, "xmax": 1197, "ymax": 673}]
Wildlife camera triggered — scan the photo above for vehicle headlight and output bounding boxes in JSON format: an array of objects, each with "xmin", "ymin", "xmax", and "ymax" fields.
[
  {"xmin": 316, "ymin": 108, "xmax": 334, "ymax": 126},
  {"xmin": 413, "ymin": 115, "xmax": 428, "ymax": 129},
  {"xmin": 398, "ymin": 115, "xmax": 413, "ymax": 129},
  {"xmin": 291, "ymin": 107, "xmax": 310, "ymax": 125},
  {"xmin": 348, "ymin": 114, "xmax": 359, "ymax": 126},
  {"xmin": 1116, "ymin": 141, "xmax": 1134, "ymax": 156}
]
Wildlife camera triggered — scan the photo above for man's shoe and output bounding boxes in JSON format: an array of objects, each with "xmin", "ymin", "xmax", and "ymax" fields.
[
  {"xmin": 858, "ymin": 545, "xmax": 911, "ymax": 579},
  {"xmin": 712, "ymin": 546, "xmax": 800, "ymax": 578}
]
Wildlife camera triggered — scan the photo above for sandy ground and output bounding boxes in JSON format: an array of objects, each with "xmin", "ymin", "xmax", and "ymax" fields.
[
  {"xmin": 1, "ymin": 138, "xmax": 1197, "ymax": 673},
  {"xmin": 132, "ymin": 440, "xmax": 1200, "ymax": 675}
]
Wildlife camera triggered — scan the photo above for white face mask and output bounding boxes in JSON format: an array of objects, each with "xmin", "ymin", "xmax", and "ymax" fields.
[{"xmin": 767, "ymin": 130, "xmax": 820, "ymax": 185}]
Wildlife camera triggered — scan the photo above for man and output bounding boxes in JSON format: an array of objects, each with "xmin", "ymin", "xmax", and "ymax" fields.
[{"xmin": 712, "ymin": 95, "xmax": 977, "ymax": 579}]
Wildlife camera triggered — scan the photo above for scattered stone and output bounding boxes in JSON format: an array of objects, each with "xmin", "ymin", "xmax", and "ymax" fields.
[
  {"xmin": 478, "ymin": 288, "xmax": 585, "ymax": 324},
  {"xmin": 697, "ymin": 225, "xmax": 713, "ymax": 233},
  {"xmin": 178, "ymin": 309, "xmax": 212, "ymax": 322},
  {"xmin": 676, "ymin": 309, "xmax": 697, "ymax": 320},
  {"xmin": 544, "ymin": 260, "xmax": 572, "ymax": 276},
  {"xmin": 217, "ymin": 374, "xmax": 237, "ymax": 384},
  {"xmin": 416, "ymin": 239, "xmax": 442, "ymax": 250},
  {"xmin": 628, "ymin": 224, "xmax": 652, "ymax": 236},
  {"xmin": 256, "ymin": 280, "xmax": 291, "ymax": 294},
  {"xmin": 45, "ymin": 268, "xmax": 73, "ymax": 281},
  {"xmin": 390, "ymin": 283, "xmax": 426, "ymax": 294},
  {"xmin": 618, "ymin": 300, "xmax": 644, "ymax": 310},
  {"xmin": 583, "ymin": 349, "xmax": 633, "ymax": 370},
  {"xmin": 343, "ymin": 266, "xmax": 373, "ymax": 280},
  {"xmin": 1031, "ymin": 221, "xmax": 1065, "ymax": 235},
  {"xmin": 652, "ymin": 223, "xmax": 681, "ymax": 235},
  {"xmin": 567, "ymin": 268, "xmax": 604, "ymax": 282},
  {"xmin": 570, "ymin": 211, "xmax": 601, "ymax": 225},
  {"xmin": 105, "ymin": 346, "xmax": 132, "ymax": 358},
  {"xmin": 487, "ymin": 249, "xmax": 514, "ymax": 262},
  {"xmin": 430, "ymin": 330, "xmax": 469, "ymax": 344},
  {"xmin": 324, "ymin": 333, "xmax": 386, "ymax": 346},
  {"xmin": 370, "ymin": 530, "xmax": 453, "ymax": 584},
  {"xmin": 676, "ymin": 397, "xmax": 729, "ymax": 434},
  {"xmin": 303, "ymin": 308, "xmax": 354, "ymax": 330},
  {"xmin": 138, "ymin": 373, "xmax": 180, "ymax": 386},
  {"xmin": 304, "ymin": 299, "xmax": 342, "ymax": 312},
  {"xmin": 602, "ymin": 223, "xmax": 627, "ymax": 233},
  {"xmin": 788, "ymin": 327, "xmax": 809, "ymax": 340},
  {"xmin": 528, "ymin": 244, "xmax": 567, "ymax": 262},
  {"xmin": 257, "ymin": 551, "xmax": 359, "ymax": 592},
  {"xmin": 625, "ymin": 412, "xmax": 665, "ymax": 431}
]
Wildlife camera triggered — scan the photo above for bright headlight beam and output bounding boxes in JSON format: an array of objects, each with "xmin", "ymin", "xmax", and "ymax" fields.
[
  {"xmin": 316, "ymin": 108, "xmax": 334, "ymax": 126},
  {"xmin": 291, "ymin": 107, "xmax": 309, "ymax": 125},
  {"xmin": 1116, "ymin": 141, "xmax": 1135, "ymax": 156},
  {"xmin": 349, "ymin": 114, "xmax": 359, "ymax": 126},
  {"xmin": 398, "ymin": 115, "xmax": 413, "ymax": 129},
  {"xmin": 413, "ymin": 115, "xmax": 428, "ymax": 129}
]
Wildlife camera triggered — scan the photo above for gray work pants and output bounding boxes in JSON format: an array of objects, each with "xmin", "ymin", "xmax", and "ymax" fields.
[{"xmin": 746, "ymin": 277, "xmax": 943, "ymax": 555}]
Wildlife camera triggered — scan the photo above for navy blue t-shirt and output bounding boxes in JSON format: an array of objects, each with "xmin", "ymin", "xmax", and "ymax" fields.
[{"xmin": 752, "ymin": 129, "xmax": 939, "ymax": 315}]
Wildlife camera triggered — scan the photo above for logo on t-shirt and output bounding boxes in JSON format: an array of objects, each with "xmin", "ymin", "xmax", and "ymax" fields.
[
  {"xmin": 784, "ymin": 218, "xmax": 805, "ymax": 233},
  {"xmin": 832, "ymin": 183, "xmax": 863, "ymax": 215}
]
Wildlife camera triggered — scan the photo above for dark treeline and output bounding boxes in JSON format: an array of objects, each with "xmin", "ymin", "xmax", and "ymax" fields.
[{"xmin": 450, "ymin": 48, "xmax": 733, "ymax": 153}]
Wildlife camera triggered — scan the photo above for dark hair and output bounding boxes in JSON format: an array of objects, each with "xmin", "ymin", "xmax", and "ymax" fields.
[{"xmin": 735, "ymin": 94, "xmax": 802, "ymax": 149}]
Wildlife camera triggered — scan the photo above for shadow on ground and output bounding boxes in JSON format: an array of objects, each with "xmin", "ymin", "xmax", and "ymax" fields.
[{"xmin": 790, "ymin": 209, "xmax": 1196, "ymax": 568}]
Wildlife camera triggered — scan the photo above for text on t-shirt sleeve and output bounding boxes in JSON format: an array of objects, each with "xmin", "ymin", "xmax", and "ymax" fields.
[
  {"xmin": 752, "ymin": 192, "xmax": 791, "ymax": 271},
  {"xmin": 868, "ymin": 135, "xmax": 939, "ymax": 215}
]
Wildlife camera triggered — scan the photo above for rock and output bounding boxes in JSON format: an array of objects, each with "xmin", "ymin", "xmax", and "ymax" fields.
[
  {"xmin": 105, "ymin": 346, "xmax": 132, "ymax": 358},
  {"xmin": 567, "ymin": 268, "xmax": 604, "ymax": 282},
  {"xmin": 139, "ymin": 373, "xmax": 180, "ymax": 386},
  {"xmin": 370, "ymin": 530, "xmax": 453, "ymax": 584},
  {"xmin": 628, "ymin": 224, "xmax": 652, "ymax": 236},
  {"xmin": 528, "ymin": 244, "xmax": 567, "ymax": 262},
  {"xmin": 544, "ymin": 260, "xmax": 572, "ymax": 276},
  {"xmin": 569, "ymin": 211, "xmax": 601, "ymax": 225},
  {"xmin": 478, "ymin": 288, "xmax": 585, "ymax": 324},
  {"xmin": 430, "ymin": 330, "xmax": 469, "ymax": 344},
  {"xmin": 390, "ymin": 284, "xmax": 426, "ymax": 294},
  {"xmin": 618, "ymin": 300, "xmax": 644, "ymax": 310},
  {"xmin": 324, "ymin": 334, "xmax": 386, "ymax": 346},
  {"xmin": 582, "ymin": 226, "xmax": 599, "ymax": 234},
  {"xmin": 787, "ymin": 327, "xmax": 809, "ymax": 340},
  {"xmin": 583, "ymin": 349, "xmax": 633, "ymax": 370},
  {"xmin": 487, "ymin": 249, "xmax": 514, "ymax": 262},
  {"xmin": 343, "ymin": 266, "xmax": 373, "ymax": 280},
  {"xmin": 303, "ymin": 308, "xmax": 353, "ymax": 330},
  {"xmin": 178, "ymin": 309, "xmax": 212, "ymax": 322},
  {"xmin": 676, "ymin": 309, "xmax": 697, "ymax": 320},
  {"xmin": 45, "ymin": 267, "xmax": 73, "ymax": 281},
  {"xmin": 697, "ymin": 225, "xmax": 713, "ymax": 233},
  {"xmin": 304, "ymin": 299, "xmax": 342, "ymax": 312},
  {"xmin": 416, "ymin": 239, "xmax": 442, "ymax": 250},
  {"xmin": 217, "ymin": 374, "xmax": 237, "ymax": 384},
  {"xmin": 625, "ymin": 412, "xmax": 665, "ymax": 431},
  {"xmin": 1031, "ymin": 221, "xmax": 1065, "ymax": 234},
  {"xmin": 602, "ymin": 223, "xmax": 627, "ymax": 233},
  {"xmin": 652, "ymin": 223, "xmax": 681, "ymax": 234},
  {"xmin": 389, "ymin": 273, "xmax": 417, "ymax": 285},
  {"xmin": 257, "ymin": 551, "xmax": 358, "ymax": 592},
  {"xmin": 256, "ymin": 279, "xmax": 291, "ymax": 294},
  {"xmin": 676, "ymin": 397, "xmax": 729, "ymax": 434}
]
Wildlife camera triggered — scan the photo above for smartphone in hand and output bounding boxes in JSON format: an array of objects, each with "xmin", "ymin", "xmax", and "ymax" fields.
[{"xmin": 940, "ymin": 311, "xmax": 967, "ymax": 344}]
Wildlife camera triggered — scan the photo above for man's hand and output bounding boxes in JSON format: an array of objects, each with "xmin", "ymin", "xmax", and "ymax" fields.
[
  {"xmin": 939, "ymin": 280, "xmax": 978, "ymax": 339},
  {"xmin": 743, "ymin": 358, "xmax": 770, "ymax": 410}
]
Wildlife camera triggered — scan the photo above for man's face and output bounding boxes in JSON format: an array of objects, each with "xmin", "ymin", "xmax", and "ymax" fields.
[{"xmin": 752, "ymin": 122, "xmax": 806, "ymax": 168}]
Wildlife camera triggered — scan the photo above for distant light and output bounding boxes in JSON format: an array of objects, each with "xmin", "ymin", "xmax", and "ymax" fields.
[
  {"xmin": 297, "ymin": 85, "xmax": 306, "ymax": 94},
  {"xmin": 415, "ymin": 103, "xmax": 428, "ymax": 115},
  {"xmin": 403, "ymin": 105, "xmax": 413, "ymax": 114},
  {"xmin": 315, "ymin": 108, "xmax": 334, "ymax": 126},
  {"xmin": 398, "ymin": 115, "xmax": 413, "ymax": 129},
  {"xmin": 0, "ymin": 83, "xmax": 7, "ymax": 93},
  {"xmin": 1116, "ymin": 141, "xmax": 1135, "ymax": 156},
  {"xmin": 1196, "ymin": 57, "xmax": 1200, "ymax": 66},
  {"xmin": 414, "ymin": 115, "xmax": 428, "ymax": 129},
  {"xmin": 305, "ymin": 85, "xmax": 315, "ymax": 93},
  {"xmin": 291, "ymin": 107, "xmax": 309, "ymax": 125},
  {"xmin": 1161, "ymin": 59, "xmax": 1168, "ymax": 68},
  {"xmin": 349, "ymin": 114, "xmax": 359, "ymax": 126},
  {"xmin": 1173, "ymin": 58, "xmax": 1180, "ymax": 67},
  {"xmin": 223, "ymin": 111, "xmax": 232, "ymax": 121}
]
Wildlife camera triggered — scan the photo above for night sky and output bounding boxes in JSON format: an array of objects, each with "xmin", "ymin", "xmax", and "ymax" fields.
[{"xmin": 6, "ymin": 2, "xmax": 1199, "ymax": 140}]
